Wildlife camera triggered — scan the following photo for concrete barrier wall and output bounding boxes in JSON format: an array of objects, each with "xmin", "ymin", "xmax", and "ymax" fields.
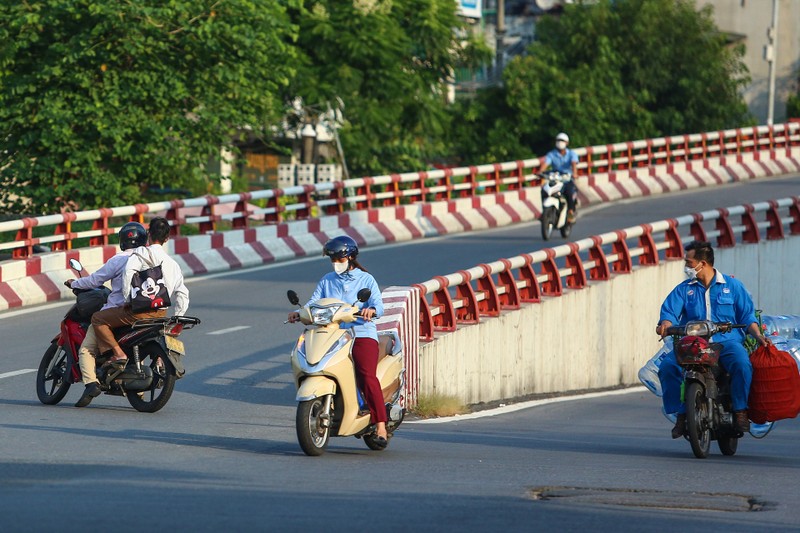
[{"xmin": 417, "ymin": 237, "xmax": 800, "ymax": 405}]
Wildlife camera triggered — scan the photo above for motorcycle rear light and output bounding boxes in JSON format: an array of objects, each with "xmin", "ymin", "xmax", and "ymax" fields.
[{"xmin": 167, "ymin": 323, "xmax": 184, "ymax": 336}]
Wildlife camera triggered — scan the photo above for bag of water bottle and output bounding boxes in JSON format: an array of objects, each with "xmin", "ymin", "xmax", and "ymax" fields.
[
  {"xmin": 748, "ymin": 342, "xmax": 800, "ymax": 424},
  {"xmin": 638, "ymin": 337, "xmax": 673, "ymax": 397}
]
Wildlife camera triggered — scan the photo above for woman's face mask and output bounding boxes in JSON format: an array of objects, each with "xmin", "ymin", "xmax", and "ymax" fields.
[
  {"xmin": 556, "ymin": 140, "xmax": 567, "ymax": 150},
  {"xmin": 332, "ymin": 260, "xmax": 349, "ymax": 275}
]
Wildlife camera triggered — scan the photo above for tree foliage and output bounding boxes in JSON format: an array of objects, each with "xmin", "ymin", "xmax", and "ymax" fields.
[
  {"xmin": 287, "ymin": 0, "xmax": 490, "ymax": 176},
  {"xmin": 449, "ymin": 0, "xmax": 752, "ymax": 163},
  {"xmin": 0, "ymin": 1, "xmax": 297, "ymax": 214}
]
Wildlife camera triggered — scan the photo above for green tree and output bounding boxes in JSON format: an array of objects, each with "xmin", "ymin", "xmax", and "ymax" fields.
[
  {"xmin": 449, "ymin": 0, "xmax": 752, "ymax": 163},
  {"xmin": 286, "ymin": 0, "xmax": 489, "ymax": 176},
  {"xmin": 0, "ymin": 1, "xmax": 297, "ymax": 215},
  {"xmin": 788, "ymin": 74, "xmax": 800, "ymax": 118}
]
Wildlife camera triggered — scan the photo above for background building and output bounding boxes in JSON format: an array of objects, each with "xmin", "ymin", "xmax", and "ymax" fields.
[{"xmin": 702, "ymin": 0, "xmax": 799, "ymax": 124}]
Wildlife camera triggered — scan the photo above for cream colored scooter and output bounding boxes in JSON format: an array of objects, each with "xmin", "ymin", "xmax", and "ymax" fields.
[{"xmin": 287, "ymin": 289, "xmax": 405, "ymax": 456}]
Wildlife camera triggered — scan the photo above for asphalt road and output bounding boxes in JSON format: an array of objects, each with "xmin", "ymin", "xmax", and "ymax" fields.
[{"xmin": 1, "ymin": 175, "xmax": 799, "ymax": 532}]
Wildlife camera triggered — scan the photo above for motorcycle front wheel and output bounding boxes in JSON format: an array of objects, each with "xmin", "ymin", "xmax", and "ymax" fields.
[
  {"xmin": 540, "ymin": 207, "xmax": 556, "ymax": 241},
  {"xmin": 126, "ymin": 353, "xmax": 176, "ymax": 413},
  {"xmin": 686, "ymin": 382, "xmax": 711, "ymax": 458},
  {"xmin": 296, "ymin": 397, "xmax": 331, "ymax": 456},
  {"xmin": 36, "ymin": 342, "xmax": 72, "ymax": 405}
]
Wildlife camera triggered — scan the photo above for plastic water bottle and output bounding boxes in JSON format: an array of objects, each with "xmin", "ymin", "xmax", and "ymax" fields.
[
  {"xmin": 762, "ymin": 315, "xmax": 800, "ymax": 340},
  {"xmin": 638, "ymin": 337, "xmax": 673, "ymax": 397},
  {"xmin": 750, "ymin": 421, "xmax": 774, "ymax": 439},
  {"xmin": 772, "ymin": 336, "xmax": 800, "ymax": 369}
]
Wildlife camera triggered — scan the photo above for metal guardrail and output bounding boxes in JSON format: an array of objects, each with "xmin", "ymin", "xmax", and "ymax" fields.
[
  {"xmin": 412, "ymin": 197, "xmax": 800, "ymax": 342},
  {"xmin": 2, "ymin": 122, "xmax": 798, "ymax": 258}
]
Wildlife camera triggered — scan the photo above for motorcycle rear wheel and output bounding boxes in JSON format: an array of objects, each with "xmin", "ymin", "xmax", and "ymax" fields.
[
  {"xmin": 540, "ymin": 207, "xmax": 556, "ymax": 241},
  {"xmin": 36, "ymin": 342, "xmax": 72, "ymax": 405},
  {"xmin": 686, "ymin": 382, "xmax": 711, "ymax": 459},
  {"xmin": 560, "ymin": 222, "xmax": 573, "ymax": 239},
  {"xmin": 296, "ymin": 397, "xmax": 331, "ymax": 456},
  {"xmin": 125, "ymin": 353, "xmax": 176, "ymax": 413}
]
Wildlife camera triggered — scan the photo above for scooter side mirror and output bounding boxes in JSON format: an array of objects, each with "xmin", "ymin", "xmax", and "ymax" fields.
[
  {"xmin": 69, "ymin": 258, "xmax": 83, "ymax": 274},
  {"xmin": 356, "ymin": 288, "xmax": 371, "ymax": 303},
  {"xmin": 287, "ymin": 290, "xmax": 300, "ymax": 306}
]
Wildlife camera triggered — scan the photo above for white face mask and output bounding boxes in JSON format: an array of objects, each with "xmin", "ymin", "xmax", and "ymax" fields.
[
  {"xmin": 333, "ymin": 261, "xmax": 349, "ymax": 275},
  {"xmin": 556, "ymin": 141, "xmax": 567, "ymax": 150},
  {"xmin": 684, "ymin": 264, "xmax": 700, "ymax": 280}
]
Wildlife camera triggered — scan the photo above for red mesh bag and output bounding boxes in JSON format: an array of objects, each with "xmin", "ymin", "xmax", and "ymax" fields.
[{"xmin": 748, "ymin": 344, "xmax": 800, "ymax": 424}]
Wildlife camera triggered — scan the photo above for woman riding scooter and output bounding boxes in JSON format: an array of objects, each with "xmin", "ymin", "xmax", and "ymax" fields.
[{"xmin": 287, "ymin": 236, "xmax": 388, "ymax": 447}]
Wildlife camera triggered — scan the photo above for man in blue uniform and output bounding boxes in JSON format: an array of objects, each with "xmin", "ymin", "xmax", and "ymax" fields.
[{"xmin": 656, "ymin": 241, "xmax": 769, "ymax": 437}]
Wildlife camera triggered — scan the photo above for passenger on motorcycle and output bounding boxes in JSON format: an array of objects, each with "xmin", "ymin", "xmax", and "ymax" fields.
[
  {"xmin": 68, "ymin": 221, "xmax": 148, "ymax": 407},
  {"xmin": 541, "ymin": 132, "xmax": 579, "ymax": 223},
  {"xmin": 655, "ymin": 241, "xmax": 770, "ymax": 437},
  {"xmin": 88, "ymin": 217, "xmax": 190, "ymax": 388},
  {"xmin": 286, "ymin": 235, "xmax": 389, "ymax": 447}
]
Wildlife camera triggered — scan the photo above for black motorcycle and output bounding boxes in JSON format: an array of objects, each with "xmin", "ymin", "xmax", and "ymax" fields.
[{"xmin": 665, "ymin": 320, "xmax": 746, "ymax": 458}]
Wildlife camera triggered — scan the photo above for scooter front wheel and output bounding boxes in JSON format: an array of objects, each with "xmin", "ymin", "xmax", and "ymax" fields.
[
  {"xmin": 296, "ymin": 397, "xmax": 331, "ymax": 456},
  {"xmin": 36, "ymin": 342, "xmax": 72, "ymax": 405},
  {"xmin": 540, "ymin": 207, "xmax": 556, "ymax": 241},
  {"xmin": 686, "ymin": 382, "xmax": 711, "ymax": 458}
]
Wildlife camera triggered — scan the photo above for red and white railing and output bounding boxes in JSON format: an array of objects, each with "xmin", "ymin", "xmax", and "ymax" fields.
[
  {"xmin": 412, "ymin": 197, "xmax": 800, "ymax": 341},
  {"xmin": 2, "ymin": 122, "xmax": 798, "ymax": 259}
]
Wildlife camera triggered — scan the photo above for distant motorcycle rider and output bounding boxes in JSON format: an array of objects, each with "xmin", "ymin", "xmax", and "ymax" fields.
[
  {"xmin": 541, "ymin": 132, "xmax": 579, "ymax": 223},
  {"xmin": 68, "ymin": 221, "xmax": 148, "ymax": 407}
]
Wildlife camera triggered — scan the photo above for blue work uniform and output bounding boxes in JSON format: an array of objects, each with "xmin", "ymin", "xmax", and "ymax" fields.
[
  {"xmin": 306, "ymin": 268, "xmax": 383, "ymax": 341},
  {"xmin": 543, "ymin": 148, "xmax": 579, "ymax": 212},
  {"xmin": 544, "ymin": 148, "xmax": 578, "ymax": 174},
  {"xmin": 657, "ymin": 269, "xmax": 756, "ymax": 414}
]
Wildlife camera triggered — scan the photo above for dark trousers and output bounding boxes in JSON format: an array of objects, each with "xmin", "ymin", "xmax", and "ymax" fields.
[
  {"xmin": 563, "ymin": 180, "xmax": 578, "ymax": 212},
  {"xmin": 352, "ymin": 337, "xmax": 388, "ymax": 424}
]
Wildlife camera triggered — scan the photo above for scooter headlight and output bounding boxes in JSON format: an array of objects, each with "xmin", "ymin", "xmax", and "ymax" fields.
[
  {"xmin": 684, "ymin": 321, "xmax": 712, "ymax": 337},
  {"xmin": 309, "ymin": 304, "xmax": 342, "ymax": 326}
]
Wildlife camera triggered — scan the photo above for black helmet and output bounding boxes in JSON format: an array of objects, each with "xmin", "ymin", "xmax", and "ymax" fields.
[
  {"xmin": 118, "ymin": 222, "xmax": 148, "ymax": 251},
  {"xmin": 323, "ymin": 235, "xmax": 358, "ymax": 260}
]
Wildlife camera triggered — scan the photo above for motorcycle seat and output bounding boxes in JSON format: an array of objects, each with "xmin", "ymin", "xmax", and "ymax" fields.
[{"xmin": 377, "ymin": 330, "xmax": 402, "ymax": 362}]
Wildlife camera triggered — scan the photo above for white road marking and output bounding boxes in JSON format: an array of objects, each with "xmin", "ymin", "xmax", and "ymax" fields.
[
  {"xmin": 408, "ymin": 386, "xmax": 646, "ymax": 424},
  {"xmin": 0, "ymin": 369, "xmax": 37, "ymax": 380},
  {"xmin": 206, "ymin": 325, "xmax": 251, "ymax": 335}
]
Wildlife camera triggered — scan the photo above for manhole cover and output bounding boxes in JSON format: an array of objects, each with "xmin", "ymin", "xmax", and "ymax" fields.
[{"xmin": 529, "ymin": 487, "xmax": 768, "ymax": 512}]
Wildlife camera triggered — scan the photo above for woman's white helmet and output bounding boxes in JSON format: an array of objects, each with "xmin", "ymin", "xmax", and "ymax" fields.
[{"xmin": 555, "ymin": 132, "xmax": 569, "ymax": 143}]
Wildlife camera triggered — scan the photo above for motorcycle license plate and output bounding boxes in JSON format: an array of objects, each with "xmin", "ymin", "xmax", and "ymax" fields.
[{"xmin": 165, "ymin": 336, "xmax": 185, "ymax": 354}]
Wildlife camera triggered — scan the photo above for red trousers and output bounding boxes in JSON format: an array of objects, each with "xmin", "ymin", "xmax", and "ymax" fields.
[{"xmin": 352, "ymin": 338, "xmax": 387, "ymax": 424}]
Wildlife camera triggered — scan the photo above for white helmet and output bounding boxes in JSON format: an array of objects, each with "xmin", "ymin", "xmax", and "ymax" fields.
[{"xmin": 555, "ymin": 132, "xmax": 569, "ymax": 143}]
